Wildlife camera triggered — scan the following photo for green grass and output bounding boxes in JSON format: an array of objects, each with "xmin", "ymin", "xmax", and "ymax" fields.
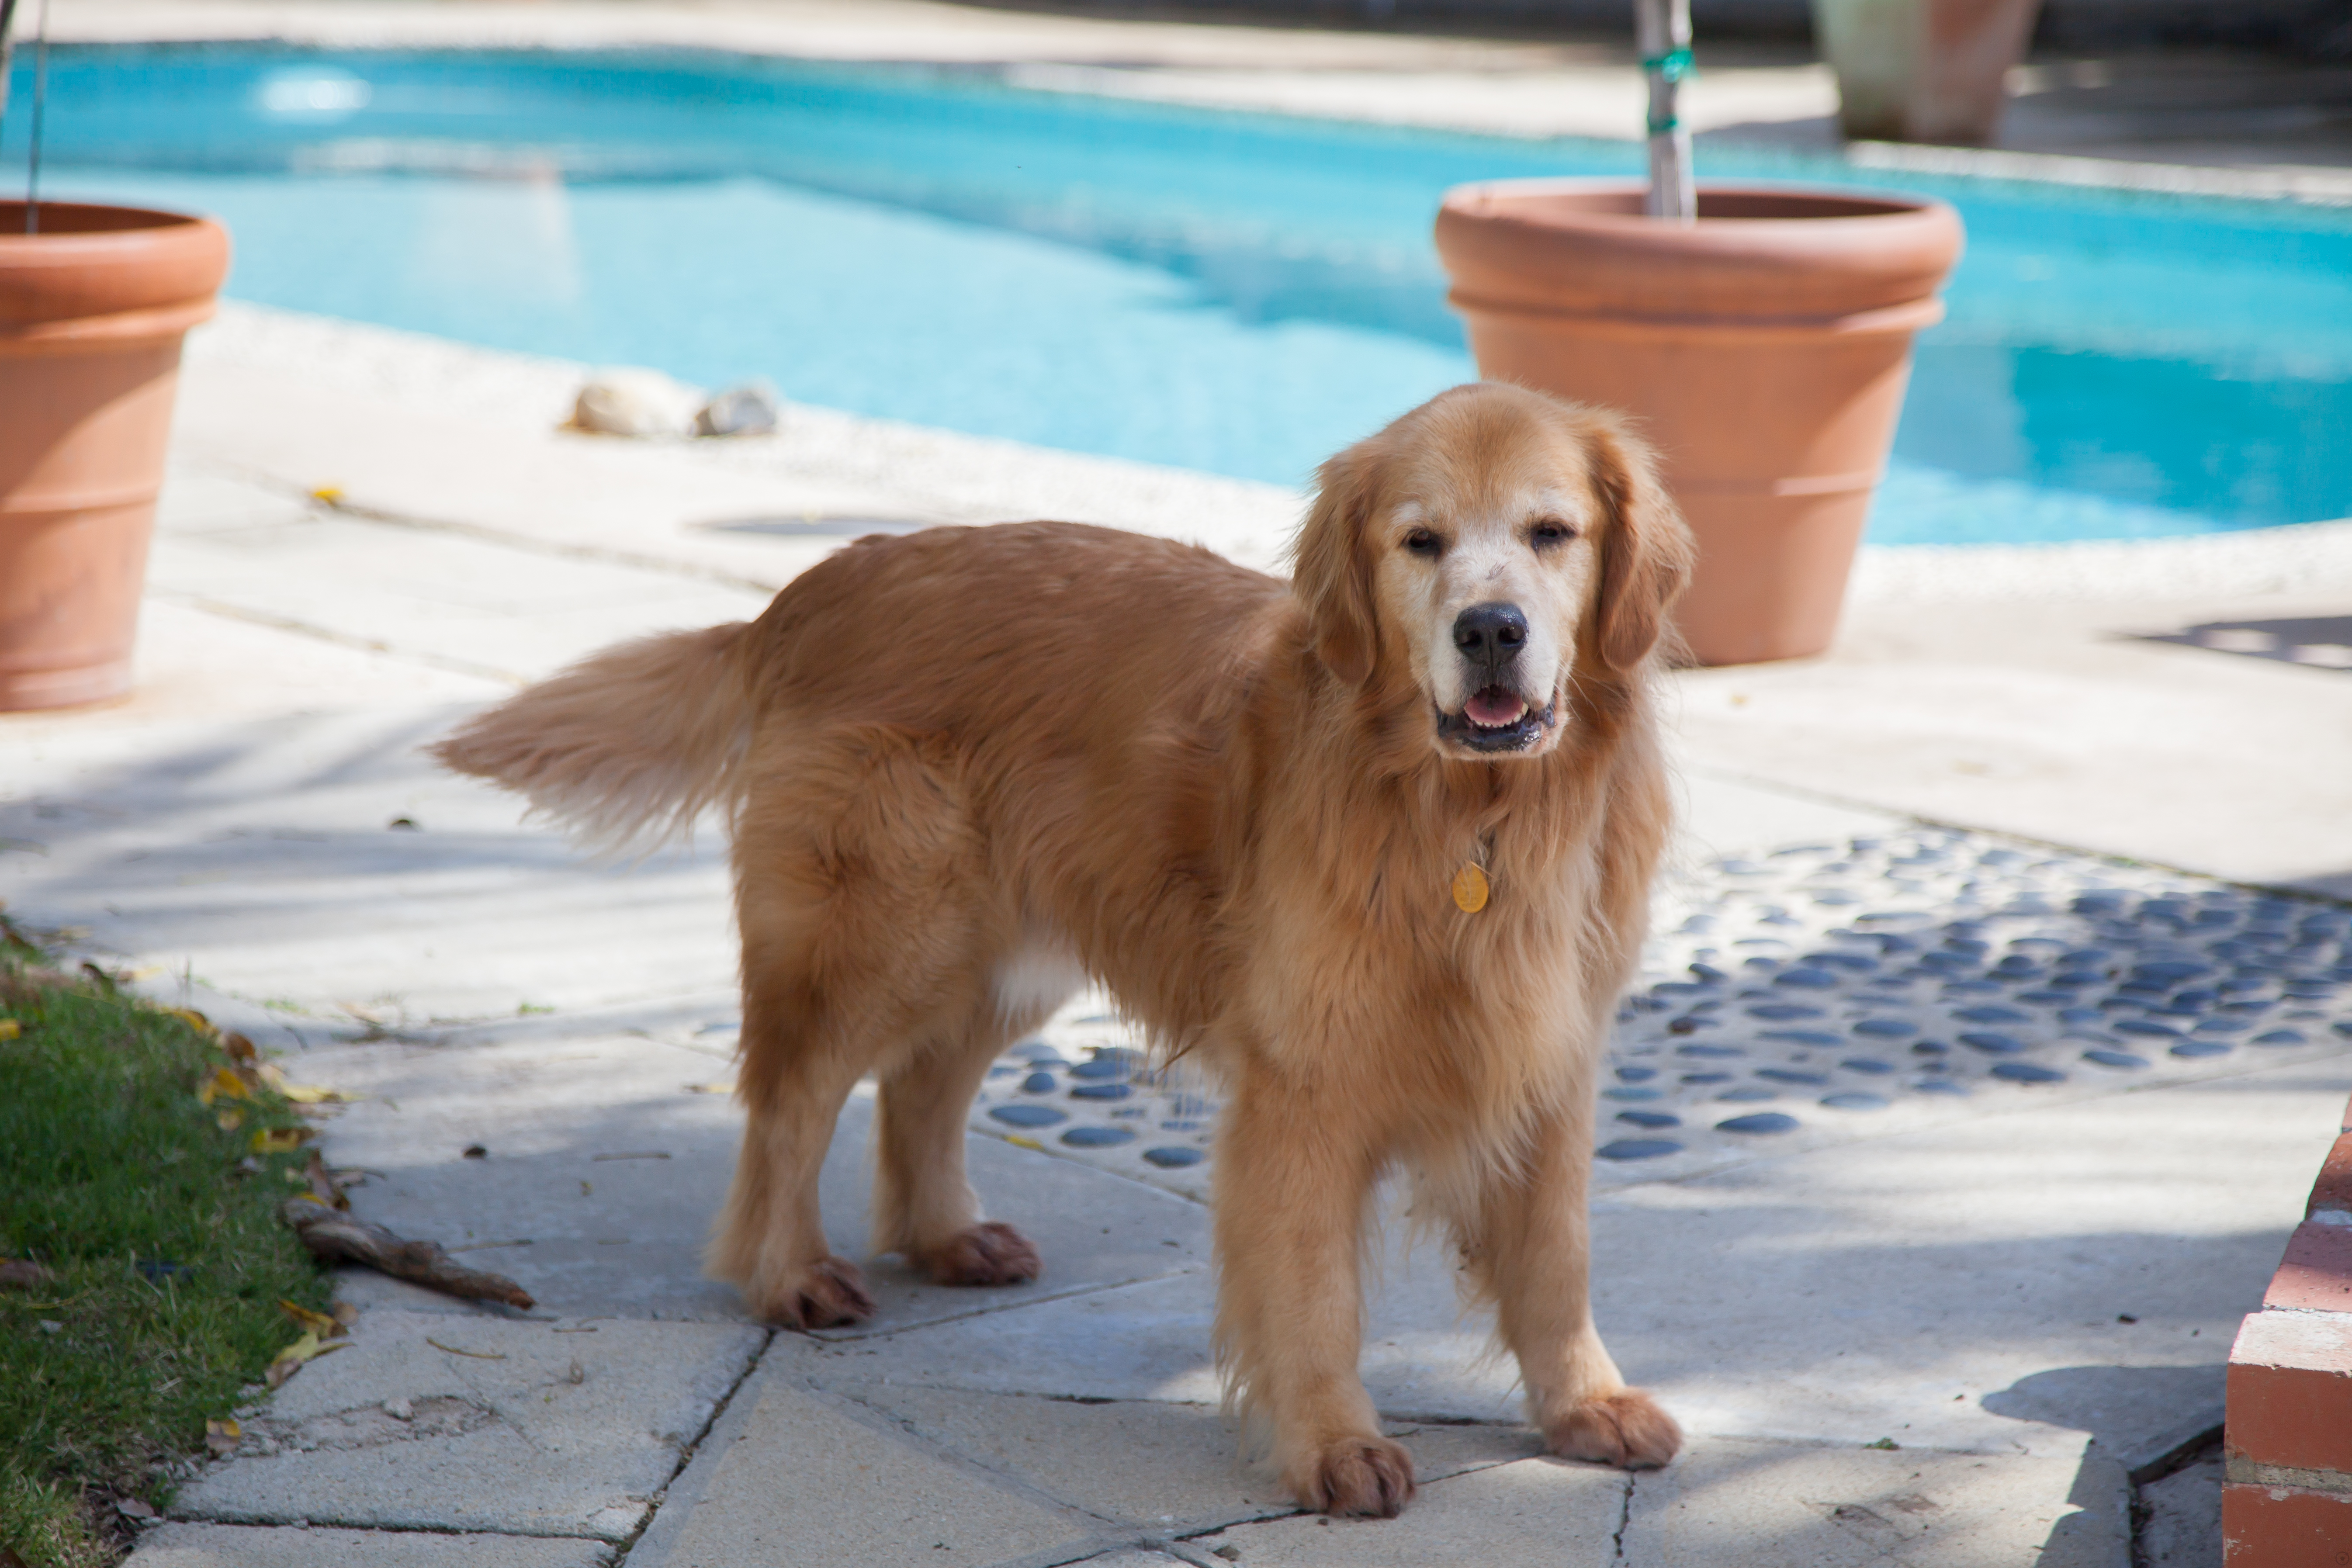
[{"xmin": 0, "ymin": 931, "xmax": 331, "ymax": 1568}]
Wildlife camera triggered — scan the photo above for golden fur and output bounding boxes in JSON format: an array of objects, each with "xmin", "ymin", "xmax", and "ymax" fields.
[{"xmin": 433, "ymin": 382, "xmax": 1697, "ymax": 1517}]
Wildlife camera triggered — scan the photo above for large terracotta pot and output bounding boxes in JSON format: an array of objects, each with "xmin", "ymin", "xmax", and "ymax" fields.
[
  {"xmin": 0, "ymin": 201, "xmax": 229, "ymax": 710},
  {"xmin": 1434, "ymin": 179, "xmax": 1961, "ymax": 666},
  {"xmin": 1812, "ymin": 0, "xmax": 2044, "ymax": 145}
]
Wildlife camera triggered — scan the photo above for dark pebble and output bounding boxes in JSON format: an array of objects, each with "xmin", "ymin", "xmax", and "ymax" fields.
[
  {"xmin": 2193, "ymin": 1018, "xmax": 2251, "ymax": 1035},
  {"xmin": 1942, "ymin": 981, "xmax": 2006, "ymax": 995},
  {"xmin": 1616, "ymin": 1110, "xmax": 1681, "ymax": 1129},
  {"xmin": 1597, "ymin": 1138, "xmax": 1683, "ymax": 1160},
  {"xmin": 1143, "ymin": 1146, "xmax": 1206, "ymax": 1168},
  {"xmin": 1839, "ymin": 1058, "xmax": 1896, "ymax": 1075},
  {"xmin": 2014, "ymin": 991, "xmax": 2074, "ymax": 1005},
  {"xmin": 1062, "ymin": 1126, "xmax": 1136, "ymax": 1148},
  {"xmin": 2134, "ymin": 960, "xmax": 2212, "ymax": 983},
  {"xmin": 1761, "ymin": 1029, "xmax": 1842, "ymax": 1047},
  {"xmin": 2081, "ymin": 1049, "xmax": 2148, "ymax": 1069},
  {"xmin": 1960, "ymin": 1032, "xmax": 2027, "ymax": 1055},
  {"xmin": 1677, "ymin": 1044, "xmax": 1746, "ymax": 1058},
  {"xmin": 1912, "ymin": 1041, "xmax": 1951, "ymax": 1055},
  {"xmin": 2114, "ymin": 1020, "xmax": 2183, "ymax": 1038},
  {"xmin": 1991, "ymin": 1061, "xmax": 2065, "ymax": 1083},
  {"xmin": 1071, "ymin": 1083, "xmax": 1133, "ymax": 1101},
  {"xmin": 1774, "ymin": 969, "xmax": 1842, "ymax": 989},
  {"xmin": 2170, "ymin": 1041, "xmax": 2233, "ymax": 1058},
  {"xmin": 990, "ymin": 1104, "xmax": 1068, "ymax": 1128},
  {"xmin": 1604, "ymin": 1087, "xmax": 1664, "ymax": 1102},
  {"xmin": 1804, "ymin": 952, "xmax": 1880, "ymax": 972},
  {"xmin": 1914, "ymin": 1079, "xmax": 1971, "ymax": 1095},
  {"xmin": 1617, "ymin": 1066, "xmax": 1659, "ymax": 1082},
  {"xmin": 1021, "ymin": 1072, "xmax": 1057, "ymax": 1094},
  {"xmin": 1717, "ymin": 1112, "xmax": 1801, "ymax": 1135},
  {"xmin": 1680, "ymin": 1072, "xmax": 1732, "ymax": 1084},
  {"xmin": 1853, "ymin": 1018, "xmax": 1919, "ymax": 1038},
  {"xmin": 1819, "ymin": 1092, "xmax": 1889, "ymax": 1111},
  {"xmin": 1160, "ymin": 1120, "xmax": 1203, "ymax": 1132},
  {"xmin": 2252, "ymin": 1029, "xmax": 2307, "ymax": 1046},
  {"xmin": 1068, "ymin": 1059, "xmax": 1128, "ymax": 1080},
  {"xmin": 1747, "ymin": 1004, "xmax": 1826, "ymax": 1021},
  {"xmin": 1955, "ymin": 1005, "xmax": 2030, "ymax": 1024},
  {"xmin": 1756, "ymin": 1068, "xmax": 1829, "ymax": 1086}
]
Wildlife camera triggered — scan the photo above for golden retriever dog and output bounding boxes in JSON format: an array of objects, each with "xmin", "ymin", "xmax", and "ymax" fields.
[{"xmin": 433, "ymin": 381, "xmax": 1694, "ymax": 1517}]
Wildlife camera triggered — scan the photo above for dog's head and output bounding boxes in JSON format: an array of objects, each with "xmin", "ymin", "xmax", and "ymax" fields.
[{"xmin": 1290, "ymin": 383, "xmax": 1696, "ymax": 761}]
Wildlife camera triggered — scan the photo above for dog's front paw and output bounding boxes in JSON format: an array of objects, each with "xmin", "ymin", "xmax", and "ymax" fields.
[
  {"xmin": 921, "ymin": 1222, "xmax": 1041, "ymax": 1287},
  {"xmin": 1546, "ymin": 1388, "xmax": 1681, "ymax": 1470},
  {"xmin": 754, "ymin": 1255, "xmax": 877, "ymax": 1330},
  {"xmin": 1288, "ymin": 1435, "xmax": 1417, "ymax": 1518}
]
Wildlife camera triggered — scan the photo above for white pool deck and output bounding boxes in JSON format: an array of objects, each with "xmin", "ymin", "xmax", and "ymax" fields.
[{"xmin": 5, "ymin": 5, "xmax": 2350, "ymax": 1566}]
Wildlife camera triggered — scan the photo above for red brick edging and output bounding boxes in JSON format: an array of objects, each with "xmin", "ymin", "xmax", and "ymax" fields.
[{"xmin": 2225, "ymin": 1090, "xmax": 2352, "ymax": 1563}]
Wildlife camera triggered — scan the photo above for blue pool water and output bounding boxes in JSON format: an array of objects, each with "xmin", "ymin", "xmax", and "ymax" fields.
[{"xmin": 7, "ymin": 46, "xmax": 2349, "ymax": 544}]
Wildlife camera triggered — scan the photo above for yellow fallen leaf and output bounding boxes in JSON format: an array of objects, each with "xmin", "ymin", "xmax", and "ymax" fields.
[
  {"xmin": 251, "ymin": 1127, "xmax": 314, "ymax": 1155},
  {"xmin": 164, "ymin": 1007, "xmax": 218, "ymax": 1040},
  {"xmin": 310, "ymin": 485, "xmax": 345, "ymax": 505},
  {"xmin": 264, "ymin": 1330, "xmax": 348, "ymax": 1388},
  {"xmin": 196, "ymin": 1066, "xmax": 250, "ymax": 1108},
  {"xmin": 278, "ymin": 1083, "xmax": 349, "ymax": 1104},
  {"xmin": 216, "ymin": 1108, "xmax": 244, "ymax": 1132},
  {"xmin": 204, "ymin": 1418, "xmax": 241, "ymax": 1456},
  {"xmin": 222, "ymin": 1032, "xmax": 258, "ymax": 1065},
  {"xmin": 0, "ymin": 1019, "xmax": 20, "ymax": 1042},
  {"xmin": 1005, "ymin": 1135, "xmax": 1044, "ymax": 1151},
  {"xmin": 278, "ymin": 1299, "xmax": 345, "ymax": 1339}
]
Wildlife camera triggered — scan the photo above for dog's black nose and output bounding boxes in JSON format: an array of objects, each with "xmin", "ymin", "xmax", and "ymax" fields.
[{"xmin": 1453, "ymin": 602, "xmax": 1528, "ymax": 669}]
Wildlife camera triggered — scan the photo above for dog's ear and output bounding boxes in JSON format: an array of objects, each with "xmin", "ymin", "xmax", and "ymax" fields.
[
  {"xmin": 1291, "ymin": 440, "xmax": 1385, "ymax": 687},
  {"xmin": 1586, "ymin": 419, "xmax": 1697, "ymax": 673}
]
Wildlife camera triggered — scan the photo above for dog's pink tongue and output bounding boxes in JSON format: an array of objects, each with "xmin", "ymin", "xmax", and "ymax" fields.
[{"xmin": 1465, "ymin": 688, "xmax": 1528, "ymax": 728}]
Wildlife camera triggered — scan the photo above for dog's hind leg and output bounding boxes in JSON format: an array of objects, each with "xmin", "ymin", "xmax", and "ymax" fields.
[
  {"xmin": 871, "ymin": 1014, "xmax": 1046, "ymax": 1288},
  {"xmin": 709, "ymin": 723, "xmax": 990, "ymax": 1329},
  {"xmin": 1457, "ymin": 1097, "xmax": 1681, "ymax": 1470}
]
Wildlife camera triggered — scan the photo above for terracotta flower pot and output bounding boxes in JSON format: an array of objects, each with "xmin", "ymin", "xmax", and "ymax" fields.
[
  {"xmin": 1434, "ymin": 179, "xmax": 1962, "ymax": 666},
  {"xmin": 1811, "ymin": 0, "xmax": 2045, "ymax": 145},
  {"xmin": 0, "ymin": 201, "xmax": 229, "ymax": 711}
]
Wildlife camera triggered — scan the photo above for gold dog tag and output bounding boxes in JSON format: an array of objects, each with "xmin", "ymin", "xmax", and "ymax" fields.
[{"xmin": 1451, "ymin": 863, "xmax": 1490, "ymax": 914}]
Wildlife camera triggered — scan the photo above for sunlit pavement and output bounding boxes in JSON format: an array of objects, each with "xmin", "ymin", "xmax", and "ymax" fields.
[{"xmin": 7, "ymin": 7, "xmax": 2351, "ymax": 1565}]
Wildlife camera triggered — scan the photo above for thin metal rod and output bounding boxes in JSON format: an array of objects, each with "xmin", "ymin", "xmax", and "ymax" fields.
[
  {"xmin": 23, "ymin": 0, "xmax": 45, "ymax": 232},
  {"xmin": 1634, "ymin": 0, "xmax": 1695, "ymax": 222},
  {"xmin": 0, "ymin": 0, "xmax": 20, "ymax": 161}
]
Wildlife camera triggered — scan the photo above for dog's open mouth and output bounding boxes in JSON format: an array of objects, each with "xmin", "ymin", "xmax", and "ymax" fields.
[{"xmin": 1436, "ymin": 687, "xmax": 1556, "ymax": 754}]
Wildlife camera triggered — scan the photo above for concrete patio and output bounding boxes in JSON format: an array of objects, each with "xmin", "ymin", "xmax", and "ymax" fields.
[{"xmin": 3, "ymin": 4, "xmax": 2349, "ymax": 1565}]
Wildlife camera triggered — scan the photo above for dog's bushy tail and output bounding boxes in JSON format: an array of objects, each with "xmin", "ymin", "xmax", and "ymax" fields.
[{"xmin": 431, "ymin": 622, "xmax": 759, "ymax": 855}]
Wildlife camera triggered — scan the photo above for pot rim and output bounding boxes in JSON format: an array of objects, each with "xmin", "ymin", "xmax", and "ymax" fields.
[
  {"xmin": 1439, "ymin": 176, "xmax": 1958, "ymax": 231},
  {"xmin": 0, "ymin": 200, "xmax": 225, "ymax": 252}
]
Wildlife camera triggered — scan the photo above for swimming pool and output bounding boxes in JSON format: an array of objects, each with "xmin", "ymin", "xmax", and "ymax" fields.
[{"xmin": 7, "ymin": 45, "xmax": 2349, "ymax": 544}]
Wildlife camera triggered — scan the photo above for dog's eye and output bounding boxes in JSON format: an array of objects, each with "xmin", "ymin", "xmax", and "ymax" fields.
[
  {"xmin": 1403, "ymin": 528, "xmax": 1442, "ymax": 557},
  {"xmin": 1529, "ymin": 518, "xmax": 1577, "ymax": 548}
]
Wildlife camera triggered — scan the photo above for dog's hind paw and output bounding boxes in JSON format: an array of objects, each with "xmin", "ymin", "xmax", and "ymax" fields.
[
  {"xmin": 1546, "ymin": 1388, "xmax": 1681, "ymax": 1470},
  {"xmin": 921, "ymin": 1222, "xmax": 1042, "ymax": 1287},
  {"xmin": 755, "ymin": 1255, "xmax": 877, "ymax": 1331},
  {"xmin": 1289, "ymin": 1435, "xmax": 1417, "ymax": 1518}
]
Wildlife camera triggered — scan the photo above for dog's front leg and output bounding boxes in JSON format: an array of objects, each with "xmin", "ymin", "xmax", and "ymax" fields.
[
  {"xmin": 1471, "ymin": 1096, "xmax": 1681, "ymax": 1469},
  {"xmin": 1212, "ymin": 1071, "xmax": 1415, "ymax": 1518}
]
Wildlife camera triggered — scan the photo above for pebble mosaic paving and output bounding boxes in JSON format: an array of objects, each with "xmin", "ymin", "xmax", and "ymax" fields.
[{"xmin": 955, "ymin": 827, "xmax": 2352, "ymax": 1198}]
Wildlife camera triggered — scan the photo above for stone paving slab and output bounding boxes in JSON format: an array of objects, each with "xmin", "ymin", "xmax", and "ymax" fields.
[
  {"xmin": 1613, "ymin": 1437, "xmax": 2127, "ymax": 1568},
  {"xmin": 626, "ymin": 1345, "xmax": 1097, "ymax": 1568},
  {"xmin": 125, "ymin": 1523, "xmax": 613, "ymax": 1568},
  {"xmin": 1191, "ymin": 1457, "xmax": 1627, "ymax": 1568},
  {"xmin": 0, "ymin": 704, "xmax": 738, "ymax": 1026},
  {"xmin": 825, "ymin": 1382, "xmax": 1541, "ymax": 1537},
  {"xmin": 303, "ymin": 1030, "xmax": 1209, "ymax": 1326},
  {"xmin": 173, "ymin": 1309, "xmax": 762, "ymax": 1540}
]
